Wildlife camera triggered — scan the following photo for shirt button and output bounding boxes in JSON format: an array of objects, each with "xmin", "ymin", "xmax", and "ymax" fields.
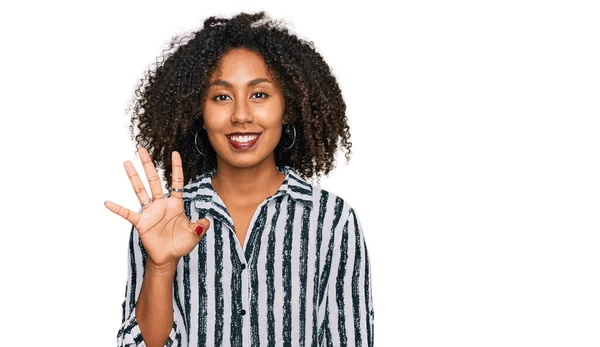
[
  {"xmin": 241, "ymin": 309, "xmax": 246, "ymax": 316},
  {"xmin": 241, "ymin": 263, "xmax": 246, "ymax": 270}
]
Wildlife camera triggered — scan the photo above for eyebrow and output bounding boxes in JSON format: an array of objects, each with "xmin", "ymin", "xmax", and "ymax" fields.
[{"xmin": 208, "ymin": 78, "xmax": 272, "ymax": 88}]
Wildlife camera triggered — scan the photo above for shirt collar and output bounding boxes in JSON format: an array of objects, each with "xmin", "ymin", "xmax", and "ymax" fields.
[
  {"xmin": 271, "ymin": 165, "xmax": 314, "ymax": 206},
  {"xmin": 184, "ymin": 165, "xmax": 313, "ymax": 230}
]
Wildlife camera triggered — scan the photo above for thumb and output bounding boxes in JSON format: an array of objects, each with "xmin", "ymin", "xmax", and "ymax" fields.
[{"xmin": 190, "ymin": 218, "xmax": 210, "ymax": 238}]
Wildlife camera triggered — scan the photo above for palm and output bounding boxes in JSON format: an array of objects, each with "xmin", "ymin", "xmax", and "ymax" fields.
[
  {"xmin": 105, "ymin": 147, "xmax": 208, "ymax": 267},
  {"xmin": 136, "ymin": 196, "xmax": 196, "ymax": 265}
]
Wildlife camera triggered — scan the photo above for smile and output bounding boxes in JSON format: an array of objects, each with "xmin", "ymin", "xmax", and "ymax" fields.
[{"xmin": 226, "ymin": 133, "xmax": 261, "ymax": 149}]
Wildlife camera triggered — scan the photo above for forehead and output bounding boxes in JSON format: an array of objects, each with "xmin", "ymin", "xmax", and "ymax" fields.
[{"xmin": 210, "ymin": 48, "xmax": 271, "ymax": 81}]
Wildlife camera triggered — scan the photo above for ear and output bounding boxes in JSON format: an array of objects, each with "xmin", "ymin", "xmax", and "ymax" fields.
[{"xmin": 282, "ymin": 115, "xmax": 288, "ymax": 125}]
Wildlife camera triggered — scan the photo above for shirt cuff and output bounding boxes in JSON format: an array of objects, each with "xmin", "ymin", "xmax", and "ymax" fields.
[{"xmin": 117, "ymin": 307, "xmax": 180, "ymax": 347}]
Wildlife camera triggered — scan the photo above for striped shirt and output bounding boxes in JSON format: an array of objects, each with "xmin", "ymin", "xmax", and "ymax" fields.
[{"xmin": 117, "ymin": 165, "xmax": 374, "ymax": 347}]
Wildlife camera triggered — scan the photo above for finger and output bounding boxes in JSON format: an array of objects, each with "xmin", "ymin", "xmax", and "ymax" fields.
[
  {"xmin": 104, "ymin": 200, "xmax": 141, "ymax": 226},
  {"xmin": 138, "ymin": 147, "xmax": 165, "ymax": 201},
  {"xmin": 171, "ymin": 151, "xmax": 184, "ymax": 199},
  {"xmin": 123, "ymin": 160, "xmax": 151, "ymax": 205},
  {"xmin": 190, "ymin": 218, "xmax": 211, "ymax": 237}
]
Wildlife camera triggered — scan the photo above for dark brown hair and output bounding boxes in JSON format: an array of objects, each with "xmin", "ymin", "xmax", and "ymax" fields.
[{"xmin": 128, "ymin": 11, "xmax": 352, "ymax": 189}]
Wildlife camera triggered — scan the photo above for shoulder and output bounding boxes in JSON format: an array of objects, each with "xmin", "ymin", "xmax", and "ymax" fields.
[
  {"xmin": 179, "ymin": 171, "xmax": 214, "ymax": 201},
  {"xmin": 285, "ymin": 166, "xmax": 357, "ymax": 220},
  {"xmin": 304, "ymin": 183, "xmax": 359, "ymax": 225}
]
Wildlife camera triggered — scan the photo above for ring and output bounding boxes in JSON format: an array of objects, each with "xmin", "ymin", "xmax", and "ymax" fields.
[
  {"xmin": 171, "ymin": 187, "xmax": 184, "ymax": 193},
  {"xmin": 141, "ymin": 198, "xmax": 152, "ymax": 208}
]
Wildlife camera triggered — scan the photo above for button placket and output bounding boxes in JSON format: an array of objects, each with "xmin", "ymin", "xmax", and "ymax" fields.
[{"xmin": 240, "ymin": 251, "xmax": 250, "ymax": 346}]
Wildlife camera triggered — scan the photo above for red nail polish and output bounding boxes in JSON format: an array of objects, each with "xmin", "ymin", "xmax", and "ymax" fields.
[{"xmin": 195, "ymin": 225, "xmax": 204, "ymax": 235}]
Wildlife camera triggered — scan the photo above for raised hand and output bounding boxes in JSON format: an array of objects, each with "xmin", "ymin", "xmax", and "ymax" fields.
[{"xmin": 104, "ymin": 147, "xmax": 209, "ymax": 268}]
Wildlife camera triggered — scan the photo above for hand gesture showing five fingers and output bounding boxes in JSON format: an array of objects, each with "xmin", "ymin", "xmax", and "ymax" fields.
[{"xmin": 104, "ymin": 147, "xmax": 210, "ymax": 268}]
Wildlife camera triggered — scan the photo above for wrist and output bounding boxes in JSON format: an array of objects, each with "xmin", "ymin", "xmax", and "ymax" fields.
[{"xmin": 146, "ymin": 258, "xmax": 178, "ymax": 275}]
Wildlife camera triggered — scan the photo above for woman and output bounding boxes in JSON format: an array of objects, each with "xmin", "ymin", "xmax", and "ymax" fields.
[{"xmin": 104, "ymin": 12, "xmax": 374, "ymax": 347}]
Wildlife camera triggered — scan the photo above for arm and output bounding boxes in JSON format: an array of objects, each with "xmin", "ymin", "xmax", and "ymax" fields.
[
  {"xmin": 117, "ymin": 224, "xmax": 185, "ymax": 347},
  {"xmin": 323, "ymin": 208, "xmax": 375, "ymax": 347}
]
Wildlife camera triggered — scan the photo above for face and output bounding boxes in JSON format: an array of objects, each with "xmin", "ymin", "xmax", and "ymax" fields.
[{"xmin": 202, "ymin": 48, "xmax": 286, "ymax": 170}]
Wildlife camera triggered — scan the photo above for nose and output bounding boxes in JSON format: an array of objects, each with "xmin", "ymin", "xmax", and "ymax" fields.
[{"xmin": 231, "ymin": 98, "xmax": 253, "ymax": 124}]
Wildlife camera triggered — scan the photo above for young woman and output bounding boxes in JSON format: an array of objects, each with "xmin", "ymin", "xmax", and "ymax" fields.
[{"xmin": 104, "ymin": 11, "xmax": 374, "ymax": 347}]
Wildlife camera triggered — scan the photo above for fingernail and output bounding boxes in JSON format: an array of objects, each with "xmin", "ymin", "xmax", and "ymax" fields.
[{"xmin": 195, "ymin": 225, "xmax": 204, "ymax": 236}]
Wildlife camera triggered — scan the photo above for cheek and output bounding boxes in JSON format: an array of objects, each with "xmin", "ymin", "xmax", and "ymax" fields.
[
  {"xmin": 256, "ymin": 103, "xmax": 285, "ymax": 124},
  {"xmin": 261, "ymin": 117, "xmax": 284, "ymax": 139},
  {"xmin": 202, "ymin": 107, "xmax": 228, "ymax": 129}
]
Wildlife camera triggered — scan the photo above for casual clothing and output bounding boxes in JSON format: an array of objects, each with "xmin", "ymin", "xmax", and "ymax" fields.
[{"xmin": 117, "ymin": 165, "xmax": 374, "ymax": 347}]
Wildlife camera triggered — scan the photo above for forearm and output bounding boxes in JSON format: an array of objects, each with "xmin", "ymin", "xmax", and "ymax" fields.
[{"xmin": 135, "ymin": 260, "xmax": 178, "ymax": 347}]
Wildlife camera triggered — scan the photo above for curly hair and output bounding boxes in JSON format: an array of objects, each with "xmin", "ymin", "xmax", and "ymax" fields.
[{"xmin": 128, "ymin": 11, "xmax": 352, "ymax": 189}]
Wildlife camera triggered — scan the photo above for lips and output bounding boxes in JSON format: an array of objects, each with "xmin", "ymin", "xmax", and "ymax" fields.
[{"xmin": 226, "ymin": 133, "xmax": 261, "ymax": 149}]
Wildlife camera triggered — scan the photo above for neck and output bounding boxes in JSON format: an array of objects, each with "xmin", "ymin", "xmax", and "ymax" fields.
[{"xmin": 211, "ymin": 157, "xmax": 285, "ymax": 205}]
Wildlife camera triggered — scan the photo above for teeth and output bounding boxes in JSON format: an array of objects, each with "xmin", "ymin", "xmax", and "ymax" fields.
[{"xmin": 229, "ymin": 134, "xmax": 258, "ymax": 143}]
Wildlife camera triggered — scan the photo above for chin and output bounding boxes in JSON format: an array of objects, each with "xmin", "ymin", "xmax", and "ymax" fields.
[
  {"xmin": 213, "ymin": 137, "xmax": 278, "ymax": 169},
  {"xmin": 222, "ymin": 151, "xmax": 278, "ymax": 170},
  {"xmin": 218, "ymin": 153, "xmax": 263, "ymax": 168}
]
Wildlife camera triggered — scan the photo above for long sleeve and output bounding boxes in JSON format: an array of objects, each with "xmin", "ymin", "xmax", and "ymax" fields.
[
  {"xmin": 116, "ymin": 223, "xmax": 186, "ymax": 347},
  {"xmin": 322, "ymin": 208, "xmax": 375, "ymax": 347}
]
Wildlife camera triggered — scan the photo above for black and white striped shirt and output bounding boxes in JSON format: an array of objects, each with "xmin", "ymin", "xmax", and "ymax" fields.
[{"xmin": 117, "ymin": 165, "xmax": 374, "ymax": 347}]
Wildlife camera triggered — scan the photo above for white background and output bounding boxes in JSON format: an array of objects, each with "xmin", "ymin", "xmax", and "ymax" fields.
[{"xmin": 1, "ymin": 0, "xmax": 599, "ymax": 346}]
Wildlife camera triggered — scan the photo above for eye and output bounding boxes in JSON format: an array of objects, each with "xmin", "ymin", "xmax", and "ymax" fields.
[
  {"xmin": 251, "ymin": 92, "xmax": 269, "ymax": 99},
  {"xmin": 213, "ymin": 94, "xmax": 231, "ymax": 101}
]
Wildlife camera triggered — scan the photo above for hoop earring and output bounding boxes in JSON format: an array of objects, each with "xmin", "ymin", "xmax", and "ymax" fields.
[
  {"xmin": 194, "ymin": 131, "xmax": 206, "ymax": 156},
  {"xmin": 280, "ymin": 123, "xmax": 296, "ymax": 150}
]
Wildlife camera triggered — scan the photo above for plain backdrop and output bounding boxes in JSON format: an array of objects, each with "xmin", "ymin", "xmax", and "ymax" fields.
[{"xmin": 1, "ymin": 0, "xmax": 599, "ymax": 346}]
